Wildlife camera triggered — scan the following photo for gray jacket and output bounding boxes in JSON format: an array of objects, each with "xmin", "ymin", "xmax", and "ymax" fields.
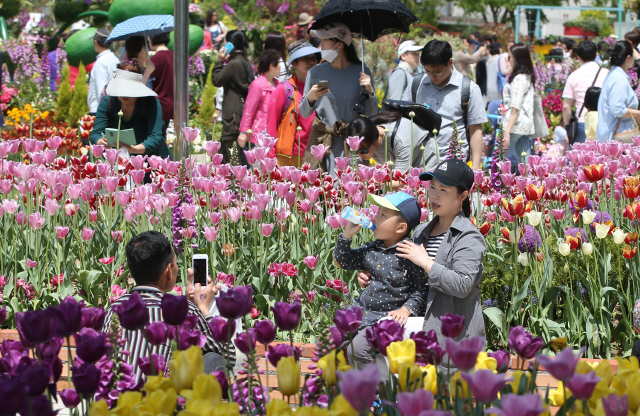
[{"xmin": 411, "ymin": 211, "xmax": 486, "ymax": 371}]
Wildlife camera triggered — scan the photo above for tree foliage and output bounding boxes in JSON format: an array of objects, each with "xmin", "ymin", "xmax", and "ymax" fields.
[
  {"xmin": 454, "ymin": 0, "xmax": 563, "ymax": 29},
  {"xmin": 55, "ymin": 65, "xmax": 73, "ymax": 123},
  {"xmin": 68, "ymin": 63, "xmax": 88, "ymax": 127}
]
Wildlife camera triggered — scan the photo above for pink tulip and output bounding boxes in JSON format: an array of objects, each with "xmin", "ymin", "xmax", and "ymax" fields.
[
  {"xmin": 111, "ymin": 230, "xmax": 123, "ymax": 242},
  {"xmin": 461, "ymin": 370, "xmax": 513, "ymax": 403},
  {"xmin": 124, "ymin": 207, "xmax": 136, "ymax": 222},
  {"xmin": 497, "ymin": 160, "xmax": 511, "ymax": 174},
  {"xmin": 116, "ymin": 192, "xmax": 130, "ymax": 207},
  {"xmin": 290, "ymin": 169, "xmax": 303, "ymax": 184},
  {"xmin": 305, "ymin": 187, "xmax": 322, "ymax": 203},
  {"xmin": 89, "ymin": 210, "xmax": 98, "ymax": 222},
  {"xmin": 132, "ymin": 200, "xmax": 146, "ymax": 216},
  {"xmin": 56, "ymin": 226, "xmax": 69, "ymax": 239},
  {"xmin": 204, "ymin": 140, "xmax": 222, "ymax": 158},
  {"xmin": 256, "ymin": 194, "xmax": 272, "ymax": 210},
  {"xmin": 407, "ymin": 176, "xmax": 421, "ymax": 190},
  {"xmin": 275, "ymin": 207, "xmax": 291, "ymax": 222},
  {"xmin": 104, "ymin": 149, "xmax": 120, "ymax": 164},
  {"xmin": 202, "ymin": 226, "xmax": 219, "ymax": 242},
  {"xmin": 342, "ymin": 172, "xmax": 355, "ymax": 183},
  {"xmin": 397, "ymin": 390, "xmax": 435, "ymax": 416},
  {"xmin": 247, "ymin": 205, "xmax": 261, "ymax": 221},
  {"xmin": 179, "ymin": 226, "xmax": 197, "ymax": 239},
  {"xmin": 565, "ymin": 371, "xmax": 601, "ymax": 400},
  {"xmin": 352, "ymin": 191, "xmax": 363, "ymax": 206},
  {"xmin": 44, "ymin": 199, "xmax": 60, "ymax": 216},
  {"xmin": 486, "ymin": 211, "xmax": 498, "ymax": 222},
  {"xmin": 358, "ymin": 166, "xmax": 375, "ymax": 182},
  {"xmin": 91, "ymin": 145, "xmax": 105, "ymax": 158},
  {"xmin": 227, "ymin": 207, "xmax": 242, "ymax": 222},
  {"xmin": 274, "ymin": 182, "xmax": 291, "ymax": 198},
  {"xmin": 261, "ymin": 223, "xmax": 274, "ymax": 237},
  {"xmin": 30, "ymin": 152, "xmax": 45, "ymax": 165},
  {"xmin": 373, "ymin": 169, "xmax": 387, "ymax": 183},
  {"xmin": 130, "ymin": 155, "xmax": 147, "ymax": 170},
  {"xmin": 299, "ymin": 199, "xmax": 312, "ymax": 213},
  {"xmin": 335, "ymin": 157, "xmax": 351, "ymax": 171},
  {"xmin": 0, "ymin": 142, "xmax": 7, "ymax": 158},
  {"xmin": 15, "ymin": 212, "xmax": 27, "ymax": 226},
  {"xmin": 500, "ymin": 173, "xmax": 515, "ymax": 187},
  {"xmin": 230, "ymin": 165, "xmax": 247, "ymax": 180},
  {"xmin": 28, "ymin": 212, "xmax": 45, "ymax": 230},
  {"xmin": 181, "ymin": 126, "xmax": 201, "ymax": 142},
  {"xmin": 346, "ymin": 136, "xmax": 364, "ymax": 151},
  {"xmin": 551, "ymin": 209, "xmax": 565, "ymax": 221},
  {"xmin": 261, "ymin": 158, "xmax": 277, "ymax": 173},
  {"xmin": 210, "ymin": 212, "xmax": 222, "ymax": 225},
  {"xmin": 445, "ymin": 336, "xmax": 485, "ymax": 372},
  {"xmin": 181, "ymin": 204, "xmax": 199, "ymax": 220},
  {"xmin": 303, "ymin": 255, "xmax": 318, "ymax": 269},
  {"xmin": 253, "ymin": 183, "xmax": 268, "ymax": 195},
  {"xmin": 420, "ymin": 208, "xmax": 429, "ymax": 223},
  {"xmin": 285, "ymin": 191, "xmax": 296, "ymax": 206},
  {"xmin": 211, "ymin": 154, "xmax": 223, "ymax": 165},
  {"xmin": 161, "ymin": 179, "xmax": 178, "ymax": 193},
  {"xmin": 343, "ymin": 181, "xmax": 360, "ymax": 196},
  {"xmin": 0, "ymin": 180, "xmax": 11, "ymax": 195},
  {"xmin": 256, "ymin": 132, "xmax": 276, "ymax": 149},
  {"xmin": 26, "ymin": 259, "xmax": 37, "ymax": 268},
  {"xmin": 218, "ymin": 191, "xmax": 233, "ymax": 207},
  {"xmin": 166, "ymin": 193, "xmax": 180, "ymax": 207},
  {"xmin": 515, "ymin": 177, "xmax": 528, "ymax": 192},
  {"xmin": 310, "ymin": 144, "xmax": 327, "ymax": 160},
  {"xmin": 46, "ymin": 136, "xmax": 62, "ymax": 150},
  {"xmin": 130, "ymin": 170, "xmax": 145, "ymax": 185},
  {"xmin": 253, "ymin": 147, "xmax": 269, "ymax": 162},
  {"xmin": 535, "ymin": 347, "xmax": 585, "ymax": 382},
  {"xmin": 244, "ymin": 149, "xmax": 257, "ymax": 165},
  {"xmin": 473, "ymin": 170, "xmax": 484, "ymax": 184},
  {"xmin": 2, "ymin": 200, "xmax": 18, "ymax": 214},
  {"xmin": 81, "ymin": 228, "xmax": 95, "ymax": 241}
]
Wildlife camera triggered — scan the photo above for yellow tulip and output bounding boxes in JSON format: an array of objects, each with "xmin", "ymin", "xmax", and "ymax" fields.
[
  {"xmin": 147, "ymin": 388, "xmax": 177, "ymax": 415},
  {"xmin": 212, "ymin": 402, "xmax": 241, "ymax": 416},
  {"xmin": 627, "ymin": 373, "xmax": 640, "ymax": 412},
  {"xmin": 267, "ymin": 399, "xmax": 294, "ymax": 416},
  {"xmin": 549, "ymin": 381, "xmax": 571, "ymax": 407},
  {"xmin": 277, "ymin": 356, "xmax": 301, "ymax": 396},
  {"xmin": 474, "ymin": 351, "xmax": 498, "ymax": 372},
  {"xmin": 112, "ymin": 391, "xmax": 144, "ymax": 414},
  {"xmin": 616, "ymin": 356, "xmax": 639, "ymax": 382},
  {"xmin": 177, "ymin": 411, "xmax": 207, "ymax": 416},
  {"xmin": 294, "ymin": 406, "xmax": 330, "ymax": 416},
  {"xmin": 143, "ymin": 375, "xmax": 175, "ymax": 393},
  {"xmin": 183, "ymin": 374, "xmax": 222, "ymax": 407},
  {"xmin": 184, "ymin": 399, "xmax": 215, "ymax": 416},
  {"xmin": 450, "ymin": 372, "xmax": 471, "ymax": 400},
  {"xmin": 170, "ymin": 345, "xmax": 205, "ymax": 392},
  {"xmin": 422, "ymin": 364, "xmax": 438, "ymax": 394},
  {"xmin": 130, "ymin": 409, "xmax": 155, "ymax": 416},
  {"xmin": 575, "ymin": 361, "xmax": 596, "ymax": 374},
  {"xmin": 88, "ymin": 400, "xmax": 110, "ymax": 416},
  {"xmin": 548, "ymin": 337, "xmax": 568, "ymax": 353},
  {"xmin": 594, "ymin": 360, "xmax": 614, "ymax": 387},
  {"xmin": 329, "ymin": 394, "xmax": 359, "ymax": 416},
  {"xmin": 386, "ymin": 339, "xmax": 416, "ymax": 374},
  {"xmin": 508, "ymin": 370, "xmax": 531, "ymax": 394},
  {"xmin": 317, "ymin": 350, "xmax": 351, "ymax": 386},
  {"xmin": 398, "ymin": 362, "xmax": 424, "ymax": 392}
]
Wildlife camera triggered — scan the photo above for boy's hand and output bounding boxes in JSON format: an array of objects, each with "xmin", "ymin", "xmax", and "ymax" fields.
[
  {"xmin": 388, "ymin": 307, "xmax": 411, "ymax": 325},
  {"xmin": 342, "ymin": 222, "xmax": 362, "ymax": 240}
]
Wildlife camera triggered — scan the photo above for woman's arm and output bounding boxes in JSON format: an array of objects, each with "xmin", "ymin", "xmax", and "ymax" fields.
[
  {"xmin": 266, "ymin": 84, "xmax": 286, "ymax": 138},
  {"xmin": 402, "ymin": 263, "xmax": 429, "ymax": 316},
  {"xmin": 90, "ymin": 96, "xmax": 110, "ymax": 145},
  {"xmin": 211, "ymin": 54, "xmax": 235, "ymax": 88}
]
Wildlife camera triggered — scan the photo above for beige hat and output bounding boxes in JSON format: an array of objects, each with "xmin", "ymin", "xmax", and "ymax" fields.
[
  {"xmin": 106, "ymin": 69, "xmax": 158, "ymax": 98},
  {"xmin": 298, "ymin": 12, "xmax": 314, "ymax": 26},
  {"xmin": 312, "ymin": 22, "xmax": 352, "ymax": 46}
]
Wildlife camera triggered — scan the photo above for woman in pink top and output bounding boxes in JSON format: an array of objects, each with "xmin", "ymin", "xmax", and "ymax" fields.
[{"xmin": 238, "ymin": 49, "xmax": 281, "ymax": 148}]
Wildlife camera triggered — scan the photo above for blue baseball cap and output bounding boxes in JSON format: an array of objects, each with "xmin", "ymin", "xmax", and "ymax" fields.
[
  {"xmin": 288, "ymin": 42, "xmax": 321, "ymax": 66},
  {"xmin": 368, "ymin": 191, "xmax": 421, "ymax": 231}
]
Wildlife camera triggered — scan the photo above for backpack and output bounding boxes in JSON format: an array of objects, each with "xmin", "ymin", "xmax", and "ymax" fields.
[
  {"xmin": 383, "ymin": 66, "xmax": 409, "ymax": 101},
  {"xmin": 274, "ymin": 77, "xmax": 300, "ymax": 159},
  {"xmin": 106, "ymin": 96, "xmax": 151, "ymax": 127}
]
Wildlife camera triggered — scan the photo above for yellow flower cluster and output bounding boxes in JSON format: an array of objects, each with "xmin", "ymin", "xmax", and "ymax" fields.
[{"xmin": 5, "ymin": 103, "xmax": 49, "ymax": 126}]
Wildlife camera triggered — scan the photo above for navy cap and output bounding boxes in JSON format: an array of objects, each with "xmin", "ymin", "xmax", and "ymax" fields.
[
  {"xmin": 419, "ymin": 159, "xmax": 474, "ymax": 191},
  {"xmin": 368, "ymin": 192, "xmax": 421, "ymax": 231}
]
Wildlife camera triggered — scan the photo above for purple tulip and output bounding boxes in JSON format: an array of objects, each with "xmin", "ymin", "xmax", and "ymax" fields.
[
  {"xmin": 0, "ymin": 376, "xmax": 26, "ymax": 414},
  {"xmin": 265, "ymin": 343, "xmax": 301, "ymax": 367},
  {"xmin": 0, "ymin": 339, "xmax": 25, "ymax": 355},
  {"xmin": 397, "ymin": 390, "xmax": 435, "ymax": 416},
  {"xmin": 328, "ymin": 326, "xmax": 343, "ymax": 347},
  {"xmin": 21, "ymin": 394, "xmax": 56, "ymax": 416},
  {"xmin": 80, "ymin": 307, "xmax": 107, "ymax": 331},
  {"xmin": 461, "ymin": 370, "xmax": 513, "ymax": 403},
  {"xmin": 17, "ymin": 363, "xmax": 50, "ymax": 396},
  {"xmin": 425, "ymin": 342, "xmax": 445, "ymax": 366},
  {"xmin": 416, "ymin": 411, "xmax": 452, "ymax": 416},
  {"xmin": 161, "ymin": 294, "xmax": 189, "ymax": 327},
  {"xmin": 71, "ymin": 362, "xmax": 101, "ymax": 396},
  {"xmin": 216, "ymin": 286, "xmax": 254, "ymax": 320},
  {"xmin": 338, "ymin": 363, "xmax": 381, "ymax": 414},
  {"xmin": 59, "ymin": 388, "xmax": 80, "ymax": 408},
  {"xmin": 41, "ymin": 357, "xmax": 63, "ymax": 383},
  {"xmin": 145, "ymin": 321, "xmax": 169, "ymax": 345},
  {"xmin": 16, "ymin": 310, "xmax": 52, "ymax": 345},
  {"xmin": 441, "ymin": 313, "xmax": 465, "ymax": 339},
  {"xmin": 445, "ymin": 336, "xmax": 485, "ymax": 372},
  {"xmin": 602, "ymin": 393, "xmax": 628, "ymax": 416},
  {"xmin": 488, "ymin": 350, "xmax": 511, "ymax": 373},
  {"xmin": 213, "ymin": 370, "xmax": 229, "ymax": 398},
  {"xmin": 508, "ymin": 326, "xmax": 544, "ymax": 360},
  {"xmin": 114, "ymin": 292, "xmax": 149, "ymax": 331},
  {"xmin": 411, "ymin": 330, "xmax": 439, "ymax": 356},
  {"xmin": 139, "ymin": 354, "xmax": 167, "ymax": 376},
  {"xmin": 485, "ymin": 393, "xmax": 546, "ymax": 416},
  {"xmin": 173, "ymin": 327, "xmax": 205, "ymax": 350},
  {"xmin": 535, "ymin": 347, "xmax": 585, "ymax": 382},
  {"xmin": 565, "ymin": 371, "xmax": 601, "ymax": 400},
  {"xmin": 234, "ymin": 329, "xmax": 257, "ymax": 354},
  {"xmin": 49, "ymin": 296, "xmax": 83, "ymax": 337},
  {"xmin": 0, "ymin": 350, "xmax": 31, "ymax": 376},
  {"xmin": 333, "ymin": 306, "xmax": 363, "ymax": 334},
  {"xmin": 39, "ymin": 337, "xmax": 64, "ymax": 359},
  {"xmin": 254, "ymin": 319, "xmax": 276, "ymax": 345},
  {"xmin": 208, "ymin": 316, "xmax": 236, "ymax": 344},
  {"xmin": 364, "ymin": 319, "xmax": 404, "ymax": 355},
  {"xmin": 271, "ymin": 299, "xmax": 302, "ymax": 331},
  {"xmin": 74, "ymin": 327, "xmax": 110, "ymax": 363},
  {"xmin": 0, "ymin": 306, "xmax": 6, "ymax": 326}
]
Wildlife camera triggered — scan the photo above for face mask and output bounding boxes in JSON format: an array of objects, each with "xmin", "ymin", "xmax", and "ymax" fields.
[{"xmin": 321, "ymin": 46, "xmax": 339, "ymax": 63}]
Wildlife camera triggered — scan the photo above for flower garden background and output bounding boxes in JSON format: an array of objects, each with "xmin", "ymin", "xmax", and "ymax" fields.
[{"xmin": 1, "ymin": 0, "xmax": 640, "ymax": 415}]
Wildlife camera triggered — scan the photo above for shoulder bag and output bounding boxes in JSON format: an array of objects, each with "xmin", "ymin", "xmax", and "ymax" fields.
[{"xmin": 613, "ymin": 112, "xmax": 640, "ymax": 143}]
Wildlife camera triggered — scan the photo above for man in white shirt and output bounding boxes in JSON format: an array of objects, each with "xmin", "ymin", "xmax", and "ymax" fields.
[
  {"xmin": 386, "ymin": 40, "xmax": 423, "ymax": 100},
  {"xmin": 87, "ymin": 29, "xmax": 120, "ymax": 115}
]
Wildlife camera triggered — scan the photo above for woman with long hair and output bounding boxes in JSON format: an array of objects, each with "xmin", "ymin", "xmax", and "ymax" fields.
[
  {"xmin": 263, "ymin": 31, "xmax": 288, "ymax": 82},
  {"xmin": 299, "ymin": 22, "xmax": 377, "ymax": 174},
  {"xmin": 596, "ymin": 40, "xmax": 640, "ymax": 142},
  {"xmin": 502, "ymin": 42, "xmax": 536, "ymax": 165},
  {"xmin": 205, "ymin": 9, "xmax": 227, "ymax": 50}
]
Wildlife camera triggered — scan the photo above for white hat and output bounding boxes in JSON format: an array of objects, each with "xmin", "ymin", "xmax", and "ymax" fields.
[
  {"xmin": 106, "ymin": 69, "xmax": 158, "ymax": 98},
  {"xmin": 298, "ymin": 13, "xmax": 314, "ymax": 26},
  {"xmin": 312, "ymin": 22, "xmax": 352, "ymax": 46},
  {"xmin": 398, "ymin": 40, "xmax": 424, "ymax": 59},
  {"xmin": 288, "ymin": 42, "xmax": 321, "ymax": 66}
]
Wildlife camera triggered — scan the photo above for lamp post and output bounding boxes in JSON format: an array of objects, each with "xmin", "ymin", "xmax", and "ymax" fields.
[{"xmin": 173, "ymin": 0, "xmax": 189, "ymax": 160}]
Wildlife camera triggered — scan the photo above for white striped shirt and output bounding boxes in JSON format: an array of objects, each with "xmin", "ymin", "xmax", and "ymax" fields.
[
  {"xmin": 426, "ymin": 232, "xmax": 446, "ymax": 259},
  {"xmin": 103, "ymin": 285, "xmax": 236, "ymax": 382}
]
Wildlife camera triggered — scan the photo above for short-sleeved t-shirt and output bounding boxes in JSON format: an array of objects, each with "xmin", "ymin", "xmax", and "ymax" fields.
[
  {"xmin": 562, "ymin": 61, "xmax": 608, "ymax": 123},
  {"xmin": 150, "ymin": 50, "xmax": 175, "ymax": 121}
]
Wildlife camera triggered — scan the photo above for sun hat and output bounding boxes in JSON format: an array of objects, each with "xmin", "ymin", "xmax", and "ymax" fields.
[
  {"xmin": 368, "ymin": 191, "xmax": 421, "ymax": 231},
  {"xmin": 298, "ymin": 12, "xmax": 314, "ymax": 26},
  {"xmin": 288, "ymin": 42, "xmax": 321, "ymax": 66},
  {"xmin": 398, "ymin": 40, "xmax": 424, "ymax": 59},
  {"xmin": 312, "ymin": 22, "xmax": 352, "ymax": 46},
  {"xmin": 419, "ymin": 159, "xmax": 474, "ymax": 192},
  {"xmin": 106, "ymin": 69, "xmax": 158, "ymax": 98}
]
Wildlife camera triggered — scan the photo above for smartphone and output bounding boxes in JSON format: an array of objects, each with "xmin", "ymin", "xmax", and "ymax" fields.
[
  {"xmin": 317, "ymin": 80, "xmax": 329, "ymax": 90},
  {"xmin": 192, "ymin": 254, "xmax": 209, "ymax": 286},
  {"xmin": 222, "ymin": 41, "xmax": 235, "ymax": 55}
]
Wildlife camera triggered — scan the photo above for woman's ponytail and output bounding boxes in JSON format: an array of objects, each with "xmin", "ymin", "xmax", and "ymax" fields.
[{"xmin": 457, "ymin": 186, "xmax": 471, "ymax": 218}]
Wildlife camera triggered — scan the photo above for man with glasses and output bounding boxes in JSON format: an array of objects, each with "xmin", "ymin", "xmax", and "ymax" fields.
[
  {"xmin": 402, "ymin": 40, "xmax": 487, "ymax": 170},
  {"xmin": 386, "ymin": 40, "xmax": 424, "ymax": 100}
]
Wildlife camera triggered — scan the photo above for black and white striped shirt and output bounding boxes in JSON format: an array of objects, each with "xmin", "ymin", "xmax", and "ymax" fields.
[
  {"xmin": 426, "ymin": 232, "xmax": 446, "ymax": 259},
  {"xmin": 103, "ymin": 285, "xmax": 236, "ymax": 382}
]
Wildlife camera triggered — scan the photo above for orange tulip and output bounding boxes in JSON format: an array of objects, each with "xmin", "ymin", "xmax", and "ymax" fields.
[
  {"xmin": 583, "ymin": 164, "xmax": 605, "ymax": 182},
  {"xmin": 222, "ymin": 243, "xmax": 235, "ymax": 256},
  {"xmin": 626, "ymin": 233, "xmax": 639, "ymax": 245},
  {"xmin": 623, "ymin": 246, "xmax": 638, "ymax": 259},
  {"xmin": 500, "ymin": 227, "xmax": 511, "ymax": 244},
  {"xmin": 524, "ymin": 184, "xmax": 545, "ymax": 201},
  {"xmin": 570, "ymin": 191, "xmax": 589, "ymax": 210},
  {"xmin": 624, "ymin": 204, "xmax": 638, "ymax": 221},
  {"xmin": 479, "ymin": 222, "xmax": 493, "ymax": 237},
  {"xmin": 566, "ymin": 235, "xmax": 582, "ymax": 250},
  {"xmin": 625, "ymin": 176, "xmax": 640, "ymax": 187},
  {"xmin": 624, "ymin": 185, "xmax": 640, "ymax": 199}
]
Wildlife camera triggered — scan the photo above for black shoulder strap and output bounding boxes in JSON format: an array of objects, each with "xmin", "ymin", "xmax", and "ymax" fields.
[
  {"xmin": 389, "ymin": 119, "xmax": 402, "ymax": 150},
  {"xmin": 411, "ymin": 74, "xmax": 425, "ymax": 103},
  {"xmin": 461, "ymin": 75, "xmax": 471, "ymax": 143},
  {"xmin": 237, "ymin": 57, "xmax": 255, "ymax": 83},
  {"xmin": 577, "ymin": 66, "xmax": 602, "ymax": 118}
]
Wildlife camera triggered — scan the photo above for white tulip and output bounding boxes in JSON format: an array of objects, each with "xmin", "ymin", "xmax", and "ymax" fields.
[
  {"xmin": 80, "ymin": 147, "xmax": 89, "ymax": 156},
  {"xmin": 581, "ymin": 210, "xmax": 596, "ymax": 225},
  {"xmin": 581, "ymin": 242, "xmax": 593, "ymax": 256},
  {"xmin": 558, "ymin": 242, "xmax": 571, "ymax": 256},
  {"xmin": 509, "ymin": 228, "xmax": 522, "ymax": 244},
  {"xmin": 526, "ymin": 211, "xmax": 542, "ymax": 227},
  {"xmin": 612, "ymin": 228, "xmax": 626, "ymax": 245},
  {"xmin": 193, "ymin": 135, "xmax": 202, "ymax": 146},
  {"xmin": 518, "ymin": 252, "xmax": 530, "ymax": 266},
  {"xmin": 594, "ymin": 222, "xmax": 609, "ymax": 239}
]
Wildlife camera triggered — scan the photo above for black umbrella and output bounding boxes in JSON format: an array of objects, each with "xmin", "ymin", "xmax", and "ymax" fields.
[{"xmin": 309, "ymin": 0, "xmax": 418, "ymax": 42}]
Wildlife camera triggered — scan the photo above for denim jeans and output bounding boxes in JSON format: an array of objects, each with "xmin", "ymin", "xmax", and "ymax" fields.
[
  {"xmin": 571, "ymin": 122, "xmax": 586, "ymax": 148},
  {"xmin": 506, "ymin": 133, "xmax": 531, "ymax": 166}
]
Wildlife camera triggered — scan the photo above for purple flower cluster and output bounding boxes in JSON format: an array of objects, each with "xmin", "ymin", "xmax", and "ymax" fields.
[
  {"xmin": 589, "ymin": 211, "xmax": 612, "ymax": 233},
  {"xmin": 232, "ymin": 379, "xmax": 269, "ymax": 414},
  {"xmin": 565, "ymin": 227, "xmax": 589, "ymax": 244},
  {"xmin": 188, "ymin": 55, "xmax": 205, "ymax": 77},
  {"xmin": 518, "ymin": 225, "xmax": 542, "ymax": 253},
  {"xmin": 222, "ymin": 1, "xmax": 236, "ymax": 15},
  {"xmin": 6, "ymin": 41, "xmax": 42, "ymax": 83},
  {"xmin": 277, "ymin": 1, "xmax": 290, "ymax": 15}
]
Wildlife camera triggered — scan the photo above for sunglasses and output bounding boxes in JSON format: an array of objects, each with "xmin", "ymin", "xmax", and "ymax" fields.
[{"xmin": 357, "ymin": 147, "xmax": 370, "ymax": 155}]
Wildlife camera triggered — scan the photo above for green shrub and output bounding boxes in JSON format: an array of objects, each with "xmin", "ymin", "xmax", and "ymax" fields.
[
  {"xmin": 55, "ymin": 65, "xmax": 73, "ymax": 123},
  {"xmin": 68, "ymin": 63, "xmax": 88, "ymax": 127}
]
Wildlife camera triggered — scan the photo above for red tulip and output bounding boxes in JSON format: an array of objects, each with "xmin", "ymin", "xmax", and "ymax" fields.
[
  {"xmin": 524, "ymin": 183, "xmax": 545, "ymax": 201},
  {"xmin": 626, "ymin": 232, "xmax": 639, "ymax": 245},
  {"xmin": 583, "ymin": 164, "xmax": 605, "ymax": 182},
  {"xmin": 478, "ymin": 222, "xmax": 493, "ymax": 237},
  {"xmin": 570, "ymin": 191, "xmax": 589, "ymax": 210},
  {"xmin": 566, "ymin": 235, "xmax": 582, "ymax": 250},
  {"xmin": 623, "ymin": 246, "xmax": 638, "ymax": 259}
]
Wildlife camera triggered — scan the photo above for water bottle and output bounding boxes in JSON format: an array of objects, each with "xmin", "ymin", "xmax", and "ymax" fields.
[{"xmin": 341, "ymin": 206, "xmax": 376, "ymax": 230}]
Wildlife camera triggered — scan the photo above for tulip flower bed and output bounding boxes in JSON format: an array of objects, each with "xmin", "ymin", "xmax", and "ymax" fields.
[
  {"xmin": 1, "ymin": 293, "xmax": 639, "ymax": 416},
  {"xmin": 0, "ymin": 129, "xmax": 639, "ymax": 356}
]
